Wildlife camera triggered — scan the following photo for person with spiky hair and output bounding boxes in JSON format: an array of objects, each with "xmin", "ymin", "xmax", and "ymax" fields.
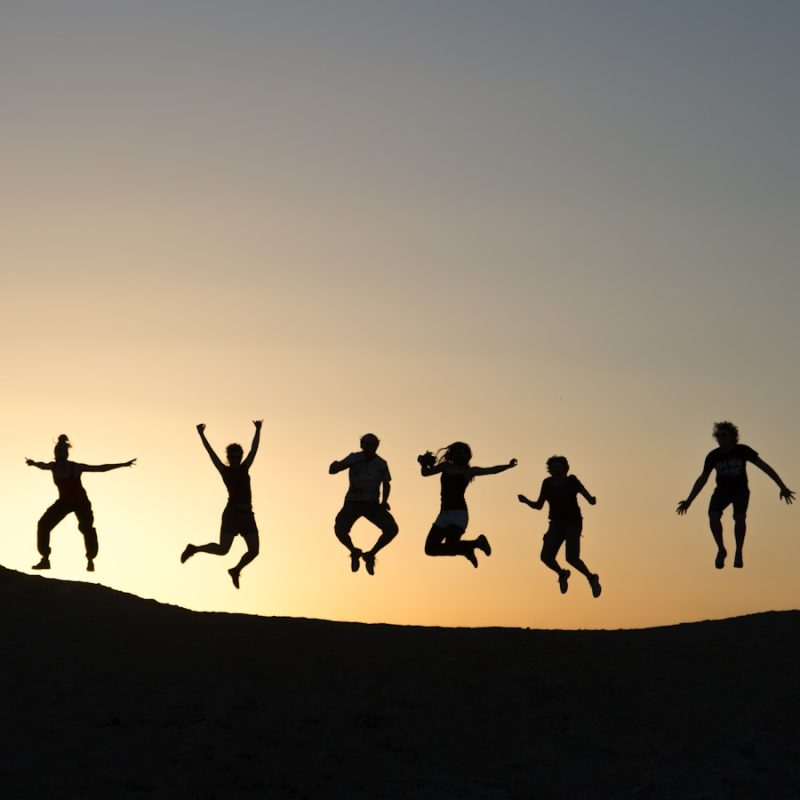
[
  {"xmin": 181, "ymin": 421, "xmax": 262, "ymax": 589},
  {"xmin": 329, "ymin": 433, "xmax": 398, "ymax": 576},
  {"xmin": 26, "ymin": 434, "xmax": 136, "ymax": 573},
  {"xmin": 419, "ymin": 441, "xmax": 517, "ymax": 568},
  {"xmin": 677, "ymin": 421, "xmax": 794, "ymax": 569},
  {"xmin": 518, "ymin": 455, "xmax": 601, "ymax": 598}
]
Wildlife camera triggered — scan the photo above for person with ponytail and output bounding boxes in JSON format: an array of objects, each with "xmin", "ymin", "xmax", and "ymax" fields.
[
  {"xmin": 418, "ymin": 442, "xmax": 517, "ymax": 568},
  {"xmin": 26, "ymin": 434, "xmax": 136, "ymax": 572}
]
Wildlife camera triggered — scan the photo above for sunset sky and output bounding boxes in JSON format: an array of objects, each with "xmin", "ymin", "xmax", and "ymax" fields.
[{"xmin": 3, "ymin": 1, "xmax": 798, "ymax": 629}]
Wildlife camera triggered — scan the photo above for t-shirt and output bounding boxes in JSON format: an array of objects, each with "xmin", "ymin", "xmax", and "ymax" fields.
[
  {"xmin": 220, "ymin": 465, "xmax": 252, "ymax": 509},
  {"xmin": 540, "ymin": 475, "xmax": 586, "ymax": 521},
  {"xmin": 440, "ymin": 471, "xmax": 469, "ymax": 511},
  {"xmin": 345, "ymin": 454, "xmax": 390, "ymax": 503},
  {"xmin": 704, "ymin": 444, "xmax": 758, "ymax": 492}
]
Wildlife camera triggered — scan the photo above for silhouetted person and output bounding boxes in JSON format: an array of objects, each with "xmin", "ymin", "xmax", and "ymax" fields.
[
  {"xmin": 26, "ymin": 434, "xmax": 136, "ymax": 572},
  {"xmin": 181, "ymin": 421, "xmax": 262, "ymax": 588},
  {"xmin": 677, "ymin": 421, "xmax": 794, "ymax": 569},
  {"xmin": 518, "ymin": 456, "xmax": 601, "ymax": 598},
  {"xmin": 329, "ymin": 433, "xmax": 398, "ymax": 575},
  {"xmin": 419, "ymin": 442, "xmax": 517, "ymax": 568}
]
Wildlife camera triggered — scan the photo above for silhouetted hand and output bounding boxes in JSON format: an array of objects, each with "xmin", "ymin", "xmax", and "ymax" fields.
[
  {"xmin": 588, "ymin": 496, "xmax": 597, "ymax": 505},
  {"xmin": 196, "ymin": 423, "xmax": 206, "ymax": 434},
  {"xmin": 25, "ymin": 458, "xmax": 35, "ymax": 466},
  {"xmin": 780, "ymin": 488, "xmax": 795, "ymax": 504},
  {"xmin": 676, "ymin": 500, "xmax": 691, "ymax": 515},
  {"xmin": 509, "ymin": 458, "xmax": 518, "ymax": 468},
  {"xmin": 382, "ymin": 501, "xmax": 391, "ymax": 511},
  {"xmin": 253, "ymin": 420, "xmax": 263, "ymax": 430},
  {"xmin": 124, "ymin": 459, "xmax": 136, "ymax": 468},
  {"xmin": 517, "ymin": 493, "xmax": 529, "ymax": 504}
]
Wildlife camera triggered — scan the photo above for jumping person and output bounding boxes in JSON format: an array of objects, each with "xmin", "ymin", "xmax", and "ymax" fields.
[
  {"xmin": 677, "ymin": 421, "xmax": 794, "ymax": 569},
  {"xmin": 26, "ymin": 434, "xmax": 136, "ymax": 572},
  {"xmin": 518, "ymin": 456, "xmax": 601, "ymax": 597},
  {"xmin": 329, "ymin": 433, "xmax": 398, "ymax": 575},
  {"xmin": 181, "ymin": 421, "xmax": 262, "ymax": 588},
  {"xmin": 419, "ymin": 442, "xmax": 517, "ymax": 568}
]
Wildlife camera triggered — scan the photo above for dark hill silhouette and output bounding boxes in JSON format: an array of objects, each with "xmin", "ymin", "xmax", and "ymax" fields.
[{"xmin": 1, "ymin": 565, "xmax": 797, "ymax": 799}]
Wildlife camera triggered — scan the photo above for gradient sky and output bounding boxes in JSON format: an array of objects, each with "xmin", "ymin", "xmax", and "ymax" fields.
[{"xmin": 3, "ymin": 1, "xmax": 799, "ymax": 628}]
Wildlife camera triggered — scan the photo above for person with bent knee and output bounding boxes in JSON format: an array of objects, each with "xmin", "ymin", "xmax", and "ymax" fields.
[{"xmin": 181, "ymin": 421, "xmax": 262, "ymax": 589}]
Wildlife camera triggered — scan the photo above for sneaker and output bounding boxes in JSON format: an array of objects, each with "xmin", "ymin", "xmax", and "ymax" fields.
[
  {"xmin": 465, "ymin": 549, "xmax": 479, "ymax": 568},
  {"xmin": 715, "ymin": 549, "xmax": 727, "ymax": 569},
  {"xmin": 558, "ymin": 569, "xmax": 571, "ymax": 595},
  {"xmin": 350, "ymin": 549, "xmax": 362, "ymax": 573},
  {"xmin": 180, "ymin": 545, "xmax": 196, "ymax": 564},
  {"xmin": 228, "ymin": 568, "xmax": 240, "ymax": 589},
  {"xmin": 589, "ymin": 573, "xmax": 602, "ymax": 598},
  {"xmin": 363, "ymin": 552, "xmax": 376, "ymax": 576},
  {"xmin": 86, "ymin": 559, "xmax": 95, "ymax": 573},
  {"xmin": 475, "ymin": 534, "xmax": 492, "ymax": 557},
  {"xmin": 31, "ymin": 558, "xmax": 50, "ymax": 570},
  {"xmin": 733, "ymin": 551, "xmax": 743, "ymax": 569}
]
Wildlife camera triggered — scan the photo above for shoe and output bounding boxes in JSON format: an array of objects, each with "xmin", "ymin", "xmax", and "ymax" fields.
[
  {"xmin": 733, "ymin": 551, "xmax": 743, "ymax": 569},
  {"xmin": 86, "ymin": 559, "xmax": 95, "ymax": 573},
  {"xmin": 558, "ymin": 569, "xmax": 571, "ymax": 595},
  {"xmin": 180, "ymin": 545, "xmax": 196, "ymax": 564},
  {"xmin": 350, "ymin": 549, "xmax": 362, "ymax": 573},
  {"xmin": 228, "ymin": 568, "xmax": 240, "ymax": 589},
  {"xmin": 363, "ymin": 552, "xmax": 376, "ymax": 576},
  {"xmin": 715, "ymin": 549, "xmax": 727, "ymax": 569},
  {"xmin": 32, "ymin": 558, "xmax": 50, "ymax": 570},
  {"xmin": 465, "ymin": 549, "xmax": 479, "ymax": 568},
  {"xmin": 589, "ymin": 574, "xmax": 602, "ymax": 598},
  {"xmin": 475, "ymin": 534, "xmax": 492, "ymax": 556}
]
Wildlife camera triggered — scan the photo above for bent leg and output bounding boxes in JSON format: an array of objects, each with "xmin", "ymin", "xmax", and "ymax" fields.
[
  {"xmin": 75, "ymin": 503, "xmax": 99, "ymax": 561},
  {"xmin": 233, "ymin": 533, "xmax": 260, "ymax": 573},
  {"xmin": 364, "ymin": 507, "xmax": 399, "ymax": 557},
  {"xmin": 708, "ymin": 511, "xmax": 727, "ymax": 568},
  {"xmin": 334, "ymin": 504, "xmax": 362, "ymax": 554},
  {"xmin": 37, "ymin": 501, "xmax": 70, "ymax": 558},
  {"xmin": 564, "ymin": 526, "xmax": 593, "ymax": 580},
  {"xmin": 540, "ymin": 529, "xmax": 565, "ymax": 576},
  {"xmin": 194, "ymin": 533, "xmax": 235, "ymax": 556}
]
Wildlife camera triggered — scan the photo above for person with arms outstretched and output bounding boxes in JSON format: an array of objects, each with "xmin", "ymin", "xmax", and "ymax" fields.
[
  {"xmin": 518, "ymin": 455, "xmax": 601, "ymax": 597},
  {"xmin": 419, "ymin": 442, "xmax": 516, "ymax": 568},
  {"xmin": 181, "ymin": 421, "xmax": 262, "ymax": 588},
  {"xmin": 26, "ymin": 434, "xmax": 136, "ymax": 572},
  {"xmin": 329, "ymin": 433, "xmax": 398, "ymax": 575},
  {"xmin": 677, "ymin": 421, "xmax": 794, "ymax": 569}
]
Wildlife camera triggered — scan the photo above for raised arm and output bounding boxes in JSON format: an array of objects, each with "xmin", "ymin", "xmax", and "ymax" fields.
[
  {"xmin": 676, "ymin": 466, "xmax": 712, "ymax": 515},
  {"xmin": 25, "ymin": 459, "xmax": 52, "ymax": 470},
  {"xmin": 197, "ymin": 424, "xmax": 224, "ymax": 471},
  {"xmin": 242, "ymin": 420, "xmax": 262, "ymax": 469},
  {"xmin": 79, "ymin": 459, "xmax": 136, "ymax": 473},
  {"xmin": 469, "ymin": 458, "xmax": 518, "ymax": 478},
  {"xmin": 751, "ymin": 456, "xmax": 795, "ymax": 504}
]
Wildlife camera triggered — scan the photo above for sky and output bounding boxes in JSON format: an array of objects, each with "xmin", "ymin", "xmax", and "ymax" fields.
[{"xmin": 2, "ymin": 0, "xmax": 799, "ymax": 629}]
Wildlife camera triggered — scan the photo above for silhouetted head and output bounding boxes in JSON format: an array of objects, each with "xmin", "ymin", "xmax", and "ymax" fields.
[
  {"xmin": 226, "ymin": 443, "xmax": 244, "ymax": 466},
  {"xmin": 360, "ymin": 433, "xmax": 380, "ymax": 455},
  {"xmin": 439, "ymin": 442, "xmax": 472, "ymax": 466},
  {"xmin": 713, "ymin": 421, "xmax": 739, "ymax": 446},
  {"xmin": 54, "ymin": 434, "xmax": 71, "ymax": 462},
  {"xmin": 546, "ymin": 455, "xmax": 569, "ymax": 477}
]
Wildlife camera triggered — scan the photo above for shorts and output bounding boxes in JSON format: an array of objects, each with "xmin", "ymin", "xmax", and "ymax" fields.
[
  {"xmin": 433, "ymin": 509, "xmax": 468, "ymax": 529},
  {"xmin": 221, "ymin": 504, "xmax": 259, "ymax": 539},
  {"xmin": 541, "ymin": 518, "xmax": 582, "ymax": 562},
  {"xmin": 709, "ymin": 486, "xmax": 750, "ymax": 518},
  {"xmin": 335, "ymin": 501, "xmax": 398, "ymax": 536}
]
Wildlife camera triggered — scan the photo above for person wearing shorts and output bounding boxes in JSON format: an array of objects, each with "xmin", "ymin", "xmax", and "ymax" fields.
[
  {"xmin": 181, "ymin": 420, "xmax": 262, "ymax": 588},
  {"xmin": 329, "ymin": 433, "xmax": 398, "ymax": 575},
  {"xmin": 519, "ymin": 455, "xmax": 601, "ymax": 597},
  {"xmin": 677, "ymin": 421, "xmax": 794, "ymax": 569}
]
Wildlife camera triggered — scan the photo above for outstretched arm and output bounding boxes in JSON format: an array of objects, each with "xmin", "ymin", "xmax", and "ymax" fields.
[
  {"xmin": 329, "ymin": 452, "xmax": 364, "ymax": 474},
  {"xmin": 25, "ymin": 459, "xmax": 52, "ymax": 470},
  {"xmin": 751, "ymin": 457, "xmax": 795, "ymax": 504},
  {"xmin": 469, "ymin": 458, "xmax": 518, "ymax": 478},
  {"xmin": 242, "ymin": 420, "xmax": 262, "ymax": 469},
  {"xmin": 677, "ymin": 468, "xmax": 711, "ymax": 515},
  {"xmin": 197, "ymin": 424, "xmax": 224, "ymax": 471},
  {"xmin": 80, "ymin": 459, "xmax": 136, "ymax": 473}
]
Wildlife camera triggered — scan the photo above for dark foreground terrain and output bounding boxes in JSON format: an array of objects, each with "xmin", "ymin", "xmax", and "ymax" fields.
[{"xmin": 0, "ymin": 566, "xmax": 797, "ymax": 799}]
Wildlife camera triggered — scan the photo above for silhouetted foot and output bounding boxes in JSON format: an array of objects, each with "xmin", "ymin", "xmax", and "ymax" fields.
[
  {"xmin": 363, "ymin": 552, "xmax": 376, "ymax": 576},
  {"xmin": 228, "ymin": 568, "xmax": 240, "ymax": 589},
  {"xmin": 31, "ymin": 558, "xmax": 50, "ymax": 570},
  {"xmin": 350, "ymin": 549, "xmax": 362, "ymax": 573},
  {"xmin": 589, "ymin": 573, "xmax": 602, "ymax": 598},
  {"xmin": 86, "ymin": 559, "xmax": 95, "ymax": 573},
  {"xmin": 181, "ymin": 545, "xmax": 196, "ymax": 564},
  {"xmin": 465, "ymin": 549, "xmax": 479, "ymax": 568},
  {"xmin": 475, "ymin": 534, "xmax": 492, "ymax": 557},
  {"xmin": 733, "ymin": 551, "xmax": 743, "ymax": 568},
  {"xmin": 715, "ymin": 548, "xmax": 727, "ymax": 569},
  {"xmin": 558, "ymin": 569, "xmax": 571, "ymax": 595}
]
